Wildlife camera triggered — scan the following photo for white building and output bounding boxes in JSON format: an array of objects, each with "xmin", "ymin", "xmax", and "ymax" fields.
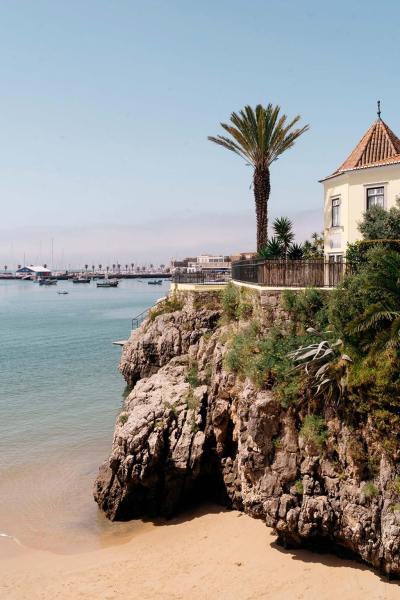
[
  {"xmin": 186, "ymin": 254, "xmax": 231, "ymax": 272},
  {"xmin": 321, "ymin": 110, "xmax": 400, "ymax": 262},
  {"xmin": 16, "ymin": 265, "xmax": 52, "ymax": 279}
]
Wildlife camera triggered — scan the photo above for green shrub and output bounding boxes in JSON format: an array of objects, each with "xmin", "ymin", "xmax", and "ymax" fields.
[
  {"xmin": 362, "ymin": 481, "xmax": 378, "ymax": 499},
  {"xmin": 391, "ymin": 477, "xmax": 400, "ymax": 496},
  {"xmin": 224, "ymin": 320, "xmax": 260, "ymax": 376},
  {"xmin": 204, "ymin": 365, "xmax": 212, "ymax": 385},
  {"xmin": 186, "ymin": 361, "xmax": 199, "ymax": 388},
  {"xmin": 300, "ymin": 415, "xmax": 327, "ymax": 448},
  {"xmin": 119, "ymin": 413, "xmax": 128, "ymax": 425},
  {"xmin": 294, "ymin": 479, "xmax": 304, "ymax": 495},
  {"xmin": 149, "ymin": 294, "xmax": 184, "ymax": 320},
  {"xmin": 281, "ymin": 288, "xmax": 328, "ymax": 331},
  {"xmin": 185, "ymin": 388, "xmax": 199, "ymax": 411},
  {"xmin": 272, "ymin": 436, "xmax": 282, "ymax": 449},
  {"xmin": 224, "ymin": 321, "xmax": 318, "ymax": 404},
  {"xmin": 222, "ymin": 282, "xmax": 240, "ymax": 321}
]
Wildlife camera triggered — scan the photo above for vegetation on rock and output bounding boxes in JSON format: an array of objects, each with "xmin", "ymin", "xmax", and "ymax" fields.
[{"xmin": 149, "ymin": 294, "xmax": 184, "ymax": 320}]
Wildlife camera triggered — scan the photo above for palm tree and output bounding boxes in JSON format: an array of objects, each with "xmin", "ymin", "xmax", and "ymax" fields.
[
  {"xmin": 92, "ymin": 264, "xmax": 95, "ymax": 273},
  {"xmin": 4, "ymin": 265, "xmax": 7, "ymax": 272},
  {"xmin": 130, "ymin": 262, "xmax": 134, "ymax": 273},
  {"xmin": 273, "ymin": 217, "xmax": 294, "ymax": 257},
  {"xmin": 125, "ymin": 264, "xmax": 128, "ymax": 273},
  {"xmin": 208, "ymin": 104, "xmax": 309, "ymax": 252},
  {"xmin": 106, "ymin": 266, "xmax": 110, "ymax": 274},
  {"xmin": 98, "ymin": 264, "xmax": 102, "ymax": 272}
]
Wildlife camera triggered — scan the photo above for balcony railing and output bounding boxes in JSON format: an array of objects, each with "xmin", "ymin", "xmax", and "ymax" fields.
[
  {"xmin": 172, "ymin": 270, "xmax": 231, "ymax": 285},
  {"xmin": 231, "ymin": 258, "xmax": 347, "ymax": 288}
]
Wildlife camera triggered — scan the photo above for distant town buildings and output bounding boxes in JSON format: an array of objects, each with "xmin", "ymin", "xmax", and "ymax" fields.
[{"xmin": 170, "ymin": 252, "xmax": 256, "ymax": 273}]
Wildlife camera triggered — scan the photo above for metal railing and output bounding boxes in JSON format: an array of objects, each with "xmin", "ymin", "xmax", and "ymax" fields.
[
  {"xmin": 131, "ymin": 308, "xmax": 151, "ymax": 329},
  {"xmin": 231, "ymin": 258, "xmax": 347, "ymax": 288},
  {"xmin": 172, "ymin": 269, "xmax": 231, "ymax": 285}
]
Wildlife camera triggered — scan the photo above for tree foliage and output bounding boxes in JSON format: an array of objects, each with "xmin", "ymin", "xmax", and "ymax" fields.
[{"xmin": 358, "ymin": 199, "xmax": 400, "ymax": 240}]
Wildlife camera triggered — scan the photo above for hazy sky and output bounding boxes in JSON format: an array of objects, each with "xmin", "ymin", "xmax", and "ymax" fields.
[{"xmin": 1, "ymin": 0, "xmax": 399, "ymax": 267}]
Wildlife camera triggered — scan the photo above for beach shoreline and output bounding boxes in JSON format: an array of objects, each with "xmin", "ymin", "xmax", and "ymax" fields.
[{"xmin": 1, "ymin": 507, "xmax": 398, "ymax": 600}]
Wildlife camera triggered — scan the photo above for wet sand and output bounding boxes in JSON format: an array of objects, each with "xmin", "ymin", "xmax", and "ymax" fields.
[{"xmin": 1, "ymin": 507, "xmax": 398, "ymax": 600}]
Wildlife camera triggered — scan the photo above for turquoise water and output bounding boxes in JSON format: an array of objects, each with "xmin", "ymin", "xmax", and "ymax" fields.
[{"xmin": 0, "ymin": 279, "xmax": 167, "ymax": 554}]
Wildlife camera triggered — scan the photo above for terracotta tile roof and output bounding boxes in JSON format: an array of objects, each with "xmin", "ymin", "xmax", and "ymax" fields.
[{"xmin": 324, "ymin": 119, "xmax": 400, "ymax": 179}]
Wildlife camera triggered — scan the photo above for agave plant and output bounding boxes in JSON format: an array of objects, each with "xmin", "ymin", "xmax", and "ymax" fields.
[
  {"xmin": 288, "ymin": 329, "xmax": 352, "ymax": 402},
  {"xmin": 258, "ymin": 237, "xmax": 284, "ymax": 259}
]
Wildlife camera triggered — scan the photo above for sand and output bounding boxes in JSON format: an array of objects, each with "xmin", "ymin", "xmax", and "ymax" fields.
[{"xmin": 0, "ymin": 507, "xmax": 398, "ymax": 600}]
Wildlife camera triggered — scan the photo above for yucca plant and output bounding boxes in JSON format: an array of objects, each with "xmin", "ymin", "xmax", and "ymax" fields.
[
  {"xmin": 273, "ymin": 216, "xmax": 294, "ymax": 257},
  {"xmin": 209, "ymin": 104, "xmax": 309, "ymax": 252},
  {"xmin": 288, "ymin": 329, "xmax": 352, "ymax": 402},
  {"xmin": 287, "ymin": 243, "xmax": 304, "ymax": 260}
]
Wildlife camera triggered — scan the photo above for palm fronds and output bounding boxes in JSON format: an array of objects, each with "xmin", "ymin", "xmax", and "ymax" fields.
[{"xmin": 209, "ymin": 104, "xmax": 309, "ymax": 251}]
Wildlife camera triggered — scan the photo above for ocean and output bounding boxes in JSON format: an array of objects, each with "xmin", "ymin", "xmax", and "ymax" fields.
[{"xmin": 0, "ymin": 278, "xmax": 167, "ymax": 555}]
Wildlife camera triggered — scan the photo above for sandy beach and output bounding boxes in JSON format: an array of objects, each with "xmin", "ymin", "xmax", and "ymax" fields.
[{"xmin": 1, "ymin": 507, "xmax": 398, "ymax": 600}]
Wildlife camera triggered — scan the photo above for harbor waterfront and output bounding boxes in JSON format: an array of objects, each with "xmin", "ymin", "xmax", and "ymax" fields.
[{"xmin": 0, "ymin": 278, "xmax": 167, "ymax": 555}]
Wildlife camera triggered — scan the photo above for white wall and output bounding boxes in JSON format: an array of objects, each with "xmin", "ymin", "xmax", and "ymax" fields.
[{"xmin": 323, "ymin": 163, "xmax": 400, "ymax": 256}]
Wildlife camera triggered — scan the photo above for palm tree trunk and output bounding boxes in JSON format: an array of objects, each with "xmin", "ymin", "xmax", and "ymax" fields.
[{"xmin": 253, "ymin": 166, "xmax": 270, "ymax": 252}]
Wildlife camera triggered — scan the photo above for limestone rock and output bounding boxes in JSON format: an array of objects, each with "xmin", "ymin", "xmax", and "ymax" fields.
[{"xmin": 94, "ymin": 292, "xmax": 400, "ymax": 575}]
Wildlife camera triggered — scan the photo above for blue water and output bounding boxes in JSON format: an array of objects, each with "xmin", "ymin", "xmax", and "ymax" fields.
[{"xmin": 0, "ymin": 279, "xmax": 167, "ymax": 554}]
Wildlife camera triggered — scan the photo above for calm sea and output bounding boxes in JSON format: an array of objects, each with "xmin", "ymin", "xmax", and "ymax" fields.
[{"xmin": 0, "ymin": 278, "xmax": 167, "ymax": 555}]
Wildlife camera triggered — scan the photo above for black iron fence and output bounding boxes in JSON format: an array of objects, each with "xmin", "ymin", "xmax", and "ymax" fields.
[
  {"xmin": 231, "ymin": 258, "xmax": 347, "ymax": 288},
  {"xmin": 131, "ymin": 308, "xmax": 151, "ymax": 329},
  {"xmin": 172, "ymin": 270, "xmax": 231, "ymax": 284}
]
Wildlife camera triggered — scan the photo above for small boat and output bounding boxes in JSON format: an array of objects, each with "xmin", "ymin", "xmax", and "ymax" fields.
[
  {"xmin": 97, "ymin": 279, "xmax": 119, "ymax": 288},
  {"xmin": 72, "ymin": 277, "xmax": 90, "ymax": 283},
  {"xmin": 148, "ymin": 280, "xmax": 162, "ymax": 285},
  {"xmin": 39, "ymin": 279, "xmax": 57, "ymax": 286},
  {"xmin": 57, "ymin": 291, "xmax": 69, "ymax": 295}
]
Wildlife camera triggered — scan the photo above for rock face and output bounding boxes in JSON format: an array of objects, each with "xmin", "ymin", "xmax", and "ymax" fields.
[{"xmin": 94, "ymin": 292, "xmax": 400, "ymax": 575}]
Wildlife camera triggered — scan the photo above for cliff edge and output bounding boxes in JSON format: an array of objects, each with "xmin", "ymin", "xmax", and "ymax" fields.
[{"xmin": 94, "ymin": 290, "xmax": 400, "ymax": 575}]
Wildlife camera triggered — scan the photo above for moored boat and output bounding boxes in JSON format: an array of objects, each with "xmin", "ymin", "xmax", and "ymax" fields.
[
  {"xmin": 39, "ymin": 279, "xmax": 57, "ymax": 286},
  {"xmin": 97, "ymin": 279, "xmax": 119, "ymax": 288},
  {"xmin": 72, "ymin": 277, "xmax": 90, "ymax": 283},
  {"xmin": 148, "ymin": 280, "xmax": 162, "ymax": 285}
]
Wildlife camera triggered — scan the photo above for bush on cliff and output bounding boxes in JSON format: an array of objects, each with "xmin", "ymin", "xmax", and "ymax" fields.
[
  {"xmin": 327, "ymin": 247, "xmax": 400, "ymax": 426},
  {"xmin": 224, "ymin": 318, "xmax": 318, "ymax": 405},
  {"xmin": 149, "ymin": 294, "xmax": 184, "ymax": 320},
  {"xmin": 281, "ymin": 288, "xmax": 328, "ymax": 331},
  {"xmin": 222, "ymin": 282, "xmax": 254, "ymax": 321},
  {"xmin": 300, "ymin": 414, "xmax": 327, "ymax": 448}
]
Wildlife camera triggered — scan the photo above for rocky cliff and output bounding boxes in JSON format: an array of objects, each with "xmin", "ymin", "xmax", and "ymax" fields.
[{"xmin": 94, "ymin": 291, "xmax": 400, "ymax": 575}]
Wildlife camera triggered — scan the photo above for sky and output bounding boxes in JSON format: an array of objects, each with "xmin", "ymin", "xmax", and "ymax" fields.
[{"xmin": 1, "ymin": 0, "xmax": 399, "ymax": 268}]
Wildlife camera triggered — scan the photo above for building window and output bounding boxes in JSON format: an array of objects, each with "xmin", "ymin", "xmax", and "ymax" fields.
[
  {"xmin": 367, "ymin": 186, "xmax": 384, "ymax": 209},
  {"xmin": 331, "ymin": 198, "xmax": 340, "ymax": 227}
]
